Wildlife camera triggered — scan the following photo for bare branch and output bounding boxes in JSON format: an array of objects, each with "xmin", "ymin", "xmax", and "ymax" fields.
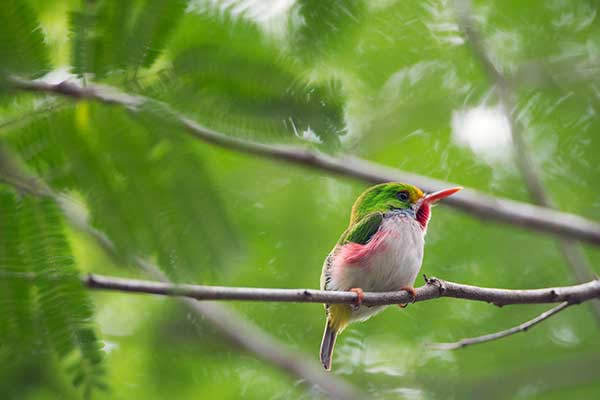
[
  {"xmin": 430, "ymin": 302, "xmax": 571, "ymax": 350},
  {"xmin": 8, "ymin": 76, "xmax": 600, "ymax": 246},
  {"xmin": 455, "ymin": 0, "xmax": 600, "ymax": 322},
  {"xmin": 83, "ymin": 274, "xmax": 600, "ymax": 306}
]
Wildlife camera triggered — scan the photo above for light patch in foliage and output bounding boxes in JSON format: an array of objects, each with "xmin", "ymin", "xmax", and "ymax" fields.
[{"xmin": 451, "ymin": 104, "xmax": 513, "ymax": 164}]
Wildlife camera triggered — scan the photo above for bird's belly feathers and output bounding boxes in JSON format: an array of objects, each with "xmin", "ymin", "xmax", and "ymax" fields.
[{"xmin": 330, "ymin": 217, "xmax": 424, "ymax": 321}]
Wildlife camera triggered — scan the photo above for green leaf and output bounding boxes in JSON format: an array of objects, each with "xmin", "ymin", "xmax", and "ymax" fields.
[
  {"xmin": 7, "ymin": 103, "xmax": 238, "ymax": 279},
  {"xmin": 0, "ymin": 0, "xmax": 49, "ymax": 78},
  {"xmin": 149, "ymin": 12, "xmax": 346, "ymax": 147},
  {"xmin": 0, "ymin": 189, "xmax": 105, "ymax": 396},
  {"xmin": 0, "ymin": 191, "xmax": 35, "ymax": 351},
  {"xmin": 69, "ymin": 7, "xmax": 107, "ymax": 78},
  {"xmin": 8, "ymin": 105, "xmax": 75, "ymax": 189},
  {"xmin": 86, "ymin": 103, "xmax": 238, "ymax": 278},
  {"xmin": 126, "ymin": 0, "xmax": 187, "ymax": 70},
  {"xmin": 290, "ymin": 0, "xmax": 366, "ymax": 63},
  {"xmin": 69, "ymin": 0, "xmax": 185, "ymax": 78}
]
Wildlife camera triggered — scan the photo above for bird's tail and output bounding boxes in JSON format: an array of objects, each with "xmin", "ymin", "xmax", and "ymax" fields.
[{"xmin": 320, "ymin": 321, "xmax": 338, "ymax": 371}]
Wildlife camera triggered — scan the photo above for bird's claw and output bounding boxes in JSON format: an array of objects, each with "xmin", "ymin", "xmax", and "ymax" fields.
[
  {"xmin": 349, "ymin": 288, "xmax": 365, "ymax": 311},
  {"xmin": 398, "ymin": 286, "xmax": 416, "ymax": 308}
]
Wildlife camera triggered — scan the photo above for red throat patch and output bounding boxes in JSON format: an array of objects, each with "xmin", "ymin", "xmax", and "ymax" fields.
[{"xmin": 416, "ymin": 203, "xmax": 431, "ymax": 230}]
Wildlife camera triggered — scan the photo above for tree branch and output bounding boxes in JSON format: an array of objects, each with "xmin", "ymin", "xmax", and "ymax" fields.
[
  {"xmin": 430, "ymin": 302, "xmax": 572, "ymax": 350},
  {"xmin": 8, "ymin": 76, "xmax": 600, "ymax": 246},
  {"xmin": 82, "ymin": 273, "xmax": 600, "ymax": 306},
  {"xmin": 455, "ymin": 0, "xmax": 600, "ymax": 323}
]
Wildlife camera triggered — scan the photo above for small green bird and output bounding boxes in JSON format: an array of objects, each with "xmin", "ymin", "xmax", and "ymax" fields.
[{"xmin": 319, "ymin": 182, "xmax": 462, "ymax": 370}]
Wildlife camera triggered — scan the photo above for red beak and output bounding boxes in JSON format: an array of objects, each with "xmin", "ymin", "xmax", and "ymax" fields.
[{"xmin": 423, "ymin": 187, "xmax": 463, "ymax": 204}]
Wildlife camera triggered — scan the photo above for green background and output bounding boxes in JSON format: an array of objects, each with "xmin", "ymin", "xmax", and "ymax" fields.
[{"xmin": 1, "ymin": 1, "xmax": 599, "ymax": 399}]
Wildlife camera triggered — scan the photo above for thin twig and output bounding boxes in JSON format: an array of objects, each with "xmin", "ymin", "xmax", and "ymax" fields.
[
  {"xmin": 455, "ymin": 0, "xmax": 600, "ymax": 323},
  {"xmin": 8, "ymin": 76, "xmax": 600, "ymax": 246},
  {"xmin": 82, "ymin": 273, "xmax": 600, "ymax": 306},
  {"xmin": 430, "ymin": 302, "xmax": 571, "ymax": 350}
]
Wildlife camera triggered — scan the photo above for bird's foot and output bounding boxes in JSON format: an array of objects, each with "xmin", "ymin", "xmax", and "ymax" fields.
[
  {"xmin": 349, "ymin": 288, "xmax": 365, "ymax": 311},
  {"xmin": 398, "ymin": 286, "xmax": 417, "ymax": 308}
]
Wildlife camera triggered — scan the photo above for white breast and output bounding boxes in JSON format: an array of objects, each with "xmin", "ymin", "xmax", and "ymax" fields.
[{"xmin": 332, "ymin": 216, "xmax": 425, "ymax": 321}]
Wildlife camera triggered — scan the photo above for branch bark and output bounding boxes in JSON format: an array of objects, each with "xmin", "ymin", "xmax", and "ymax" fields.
[
  {"xmin": 83, "ymin": 274, "xmax": 600, "ymax": 306},
  {"xmin": 430, "ymin": 302, "xmax": 572, "ymax": 350},
  {"xmin": 8, "ymin": 76, "xmax": 600, "ymax": 246}
]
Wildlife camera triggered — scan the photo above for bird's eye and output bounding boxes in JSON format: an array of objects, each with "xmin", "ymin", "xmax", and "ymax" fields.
[{"xmin": 396, "ymin": 191, "xmax": 409, "ymax": 201}]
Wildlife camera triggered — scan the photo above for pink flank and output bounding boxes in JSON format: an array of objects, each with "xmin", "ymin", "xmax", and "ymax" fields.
[{"xmin": 339, "ymin": 230, "xmax": 388, "ymax": 265}]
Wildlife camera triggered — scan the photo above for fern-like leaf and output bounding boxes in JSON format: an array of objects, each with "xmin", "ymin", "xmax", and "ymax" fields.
[
  {"xmin": 0, "ymin": 0, "xmax": 49, "ymax": 79},
  {"xmin": 68, "ymin": 0, "xmax": 186, "ymax": 79},
  {"xmin": 291, "ymin": 0, "xmax": 366, "ymax": 62},
  {"xmin": 0, "ymin": 189, "xmax": 105, "ymax": 397},
  {"xmin": 8, "ymin": 103, "xmax": 238, "ymax": 280},
  {"xmin": 147, "ymin": 12, "xmax": 346, "ymax": 147},
  {"xmin": 126, "ymin": 0, "xmax": 187, "ymax": 70},
  {"xmin": 0, "ymin": 192, "xmax": 35, "ymax": 351}
]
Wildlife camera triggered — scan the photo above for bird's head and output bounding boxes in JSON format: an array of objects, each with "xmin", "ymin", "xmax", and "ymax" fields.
[{"xmin": 350, "ymin": 182, "xmax": 462, "ymax": 230}]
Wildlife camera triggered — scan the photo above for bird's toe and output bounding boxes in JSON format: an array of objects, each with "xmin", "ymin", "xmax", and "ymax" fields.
[
  {"xmin": 398, "ymin": 286, "xmax": 417, "ymax": 308},
  {"xmin": 349, "ymin": 287, "xmax": 365, "ymax": 311}
]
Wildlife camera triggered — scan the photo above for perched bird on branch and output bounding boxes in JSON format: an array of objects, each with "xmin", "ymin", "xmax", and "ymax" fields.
[{"xmin": 319, "ymin": 182, "xmax": 462, "ymax": 370}]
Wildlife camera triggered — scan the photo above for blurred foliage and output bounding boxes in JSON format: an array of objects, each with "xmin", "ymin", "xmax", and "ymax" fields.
[
  {"xmin": 0, "ymin": 191, "xmax": 104, "ymax": 398},
  {"xmin": 68, "ymin": 0, "xmax": 187, "ymax": 77},
  {"xmin": 290, "ymin": 0, "xmax": 366, "ymax": 63},
  {"xmin": 0, "ymin": 0, "xmax": 49, "ymax": 79},
  {"xmin": 0, "ymin": 0, "xmax": 600, "ymax": 399},
  {"xmin": 156, "ymin": 12, "xmax": 345, "ymax": 145},
  {"xmin": 10, "ymin": 102, "xmax": 237, "ymax": 279}
]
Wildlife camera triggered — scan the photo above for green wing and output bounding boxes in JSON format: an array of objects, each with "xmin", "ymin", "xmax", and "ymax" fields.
[{"xmin": 340, "ymin": 212, "xmax": 383, "ymax": 245}]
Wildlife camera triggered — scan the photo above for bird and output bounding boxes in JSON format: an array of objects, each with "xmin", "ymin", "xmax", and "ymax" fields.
[{"xmin": 319, "ymin": 182, "xmax": 462, "ymax": 370}]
